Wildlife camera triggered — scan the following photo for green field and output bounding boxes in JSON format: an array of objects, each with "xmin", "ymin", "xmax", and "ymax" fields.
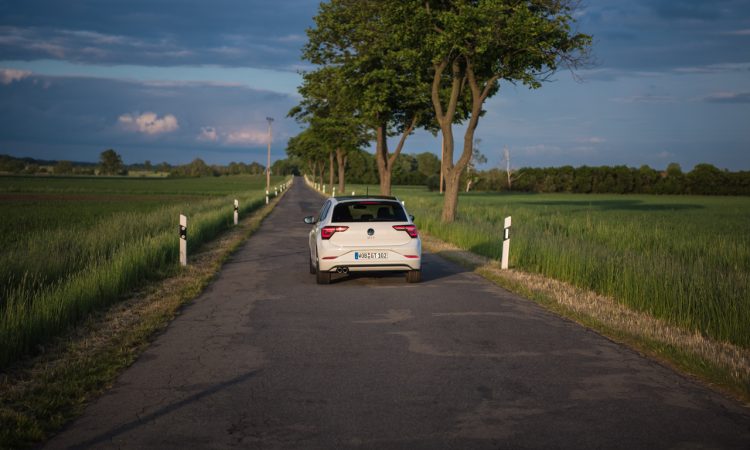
[
  {"xmin": 0, "ymin": 175, "xmax": 287, "ymax": 367},
  {"xmin": 346, "ymin": 184, "xmax": 750, "ymax": 348}
]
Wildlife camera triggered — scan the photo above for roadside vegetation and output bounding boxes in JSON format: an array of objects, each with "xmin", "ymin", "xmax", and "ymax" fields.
[
  {"xmin": 0, "ymin": 190, "xmax": 287, "ymax": 448},
  {"xmin": 0, "ymin": 175, "xmax": 287, "ymax": 368}
]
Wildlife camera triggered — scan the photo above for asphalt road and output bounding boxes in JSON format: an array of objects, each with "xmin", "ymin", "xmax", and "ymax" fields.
[{"xmin": 45, "ymin": 177, "xmax": 750, "ymax": 449}]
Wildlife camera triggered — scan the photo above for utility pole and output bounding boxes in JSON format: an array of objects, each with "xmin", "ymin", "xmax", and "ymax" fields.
[{"xmin": 266, "ymin": 117, "xmax": 274, "ymax": 192}]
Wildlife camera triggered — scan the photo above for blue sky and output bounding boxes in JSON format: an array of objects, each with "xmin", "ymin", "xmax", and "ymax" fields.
[{"xmin": 1, "ymin": 0, "xmax": 749, "ymax": 170}]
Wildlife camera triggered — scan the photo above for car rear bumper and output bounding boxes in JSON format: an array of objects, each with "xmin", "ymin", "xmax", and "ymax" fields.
[{"xmin": 317, "ymin": 242, "xmax": 421, "ymax": 272}]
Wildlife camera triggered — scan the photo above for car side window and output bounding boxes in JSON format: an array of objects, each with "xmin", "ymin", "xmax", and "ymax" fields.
[{"xmin": 318, "ymin": 201, "xmax": 331, "ymax": 223}]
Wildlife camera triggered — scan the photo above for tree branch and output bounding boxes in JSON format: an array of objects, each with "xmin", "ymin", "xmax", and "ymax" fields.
[{"xmin": 389, "ymin": 114, "xmax": 418, "ymax": 167}]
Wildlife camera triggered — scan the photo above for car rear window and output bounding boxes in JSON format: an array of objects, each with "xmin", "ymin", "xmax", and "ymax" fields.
[{"xmin": 331, "ymin": 201, "xmax": 407, "ymax": 223}]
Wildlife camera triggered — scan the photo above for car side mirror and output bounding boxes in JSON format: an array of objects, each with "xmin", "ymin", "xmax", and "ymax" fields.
[
  {"xmin": 304, "ymin": 216, "xmax": 316, "ymax": 224},
  {"xmin": 409, "ymin": 215, "xmax": 415, "ymax": 222}
]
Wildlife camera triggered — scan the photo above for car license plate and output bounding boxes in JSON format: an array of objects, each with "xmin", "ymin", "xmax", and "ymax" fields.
[{"xmin": 354, "ymin": 251, "xmax": 388, "ymax": 260}]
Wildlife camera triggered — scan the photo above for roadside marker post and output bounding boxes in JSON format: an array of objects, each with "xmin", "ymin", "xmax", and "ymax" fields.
[
  {"xmin": 332, "ymin": 187, "xmax": 336, "ymax": 197},
  {"xmin": 323, "ymin": 184, "xmax": 326, "ymax": 194},
  {"xmin": 233, "ymin": 199, "xmax": 239, "ymax": 225},
  {"xmin": 352, "ymin": 191, "xmax": 355, "ymax": 196},
  {"xmin": 179, "ymin": 214, "xmax": 188, "ymax": 267},
  {"xmin": 265, "ymin": 190, "xmax": 269, "ymax": 205},
  {"xmin": 274, "ymin": 187, "xmax": 278, "ymax": 197},
  {"xmin": 501, "ymin": 216, "xmax": 511, "ymax": 270}
]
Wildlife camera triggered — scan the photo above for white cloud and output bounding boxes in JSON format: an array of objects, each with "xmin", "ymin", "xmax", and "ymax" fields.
[
  {"xmin": 720, "ymin": 29, "xmax": 750, "ymax": 36},
  {"xmin": 700, "ymin": 91, "xmax": 750, "ymax": 104},
  {"xmin": 198, "ymin": 126, "xmax": 218, "ymax": 142},
  {"xmin": 118, "ymin": 112, "xmax": 179, "ymax": 135},
  {"xmin": 276, "ymin": 34, "xmax": 306, "ymax": 43},
  {"xmin": 611, "ymin": 94, "xmax": 676, "ymax": 104},
  {"xmin": 226, "ymin": 128, "xmax": 269, "ymax": 145},
  {"xmin": 576, "ymin": 137, "xmax": 606, "ymax": 144},
  {"xmin": 656, "ymin": 151, "xmax": 674, "ymax": 159},
  {"xmin": 674, "ymin": 62, "xmax": 750, "ymax": 75},
  {"xmin": 0, "ymin": 68, "xmax": 31, "ymax": 84}
]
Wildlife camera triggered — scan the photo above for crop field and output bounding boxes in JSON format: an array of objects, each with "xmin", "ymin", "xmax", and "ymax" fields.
[
  {"xmin": 346, "ymin": 184, "xmax": 750, "ymax": 349},
  {"xmin": 0, "ymin": 175, "xmax": 287, "ymax": 367}
]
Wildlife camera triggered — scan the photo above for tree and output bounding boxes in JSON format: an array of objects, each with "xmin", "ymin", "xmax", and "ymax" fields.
[
  {"xmin": 289, "ymin": 66, "xmax": 370, "ymax": 194},
  {"xmin": 687, "ymin": 163, "xmax": 728, "ymax": 195},
  {"xmin": 500, "ymin": 146, "xmax": 524, "ymax": 190},
  {"xmin": 417, "ymin": 1, "xmax": 591, "ymax": 221},
  {"xmin": 463, "ymin": 139, "xmax": 487, "ymax": 192},
  {"xmin": 286, "ymin": 127, "xmax": 330, "ymax": 186},
  {"xmin": 99, "ymin": 149, "xmax": 125, "ymax": 175},
  {"xmin": 54, "ymin": 160, "xmax": 74, "ymax": 174},
  {"xmin": 416, "ymin": 152, "xmax": 441, "ymax": 178},
  {"xmin": 304, "ymin": 0, "xmax": 436, "ymax": 195}
]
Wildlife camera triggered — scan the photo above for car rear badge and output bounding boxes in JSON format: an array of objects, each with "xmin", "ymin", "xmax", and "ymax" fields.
[{"xmin": 367, "ymin": 228, "xmax": 375, "ymax": 236}]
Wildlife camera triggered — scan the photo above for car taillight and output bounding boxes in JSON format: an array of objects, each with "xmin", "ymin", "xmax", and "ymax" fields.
[
  {"xmin": 321, "ymin": 225, "xmax": 349, "ymax": 240},
  {"xmin": 393, "ymin": 224, "xmax": 418, "ymax": 238}
]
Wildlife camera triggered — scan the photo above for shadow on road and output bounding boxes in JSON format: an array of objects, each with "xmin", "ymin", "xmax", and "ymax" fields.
[{"xmin": 67, "ymin": 370, "xmax": 261, "ymax": 449}]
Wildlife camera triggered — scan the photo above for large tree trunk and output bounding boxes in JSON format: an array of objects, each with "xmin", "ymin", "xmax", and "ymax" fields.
[
  {"xmin": 375, "ymin": 124, "xmax": 391, "ymax": 196},
  {"xmin": 375, "ymin": 117, "xmax": 417, "ymax": 197},
  {"xmin": 336, "ymin": 148, "xmax": 347, "ymax": 194},
  {"xmin": 432, "ymin": 58, "xmax": 463, "ymax": 222},
  {"xmin": 437, "ymin": 57, "xmax": 498, "ymax": 222},
  {"xmin": 441, "ymin": 168, "xmax": 462, "ymax": 222}
]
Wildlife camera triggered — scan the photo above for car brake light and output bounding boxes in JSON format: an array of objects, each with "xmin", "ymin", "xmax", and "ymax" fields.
[
  {"xmin": 393, "ymin": 224, "xmax": 418, "ymax": 238},
  {"xmin": 321, "ymin": 225, "xmax": 349, "ymax": 239}
]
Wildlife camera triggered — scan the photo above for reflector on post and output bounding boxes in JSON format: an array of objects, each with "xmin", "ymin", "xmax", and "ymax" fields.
[
  {"xmin": 502, "ymin": 216, "xmax": 511, "ymax": 270},
  {"xmin": 179, "ymin": 214, "xmax": 187, "ymax": 266}
]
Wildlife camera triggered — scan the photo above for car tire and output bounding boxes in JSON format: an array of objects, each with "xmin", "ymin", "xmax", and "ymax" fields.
[
  {"xmin": 309, "ymin": 254, "xmax": 316, "ymax": 274},
  {"xmin": 406, "ymin": 269, "xmax": 421, "ymax": 283},
  {"xmin": 316, "ymin": 263, "xmax": 331, "ymax": 285}
]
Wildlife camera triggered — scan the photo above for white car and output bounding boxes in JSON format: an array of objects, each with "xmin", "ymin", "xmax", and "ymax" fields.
[{"xmin": 304, "ymin": 196, "xmax": 422, "ymax": 284}]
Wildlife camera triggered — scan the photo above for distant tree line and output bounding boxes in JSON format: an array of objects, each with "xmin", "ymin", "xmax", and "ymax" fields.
[
  {"xmin": 0, "ymin": 152, "xmax": 266, "ymax": 178},
  {"xmin": 272, "ymin": 152, "xmax": 750, "ymax": 196},
  {"xmin": 485, "ymin": 163, "xmax": 750, "ymax": 196},
  {"xmin": 4, "ymin": 151, "xmax": 748, "ymax": 195}
]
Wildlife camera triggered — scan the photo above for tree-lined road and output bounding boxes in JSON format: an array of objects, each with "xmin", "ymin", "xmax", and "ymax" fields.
[{"xmin": 46, "ymin": 179, "xmax": 750, "ymax": 449}]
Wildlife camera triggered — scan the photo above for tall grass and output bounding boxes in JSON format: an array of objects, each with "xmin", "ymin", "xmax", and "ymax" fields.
[
  {"xmin": 383, "ymin": 187, "xmax": 750, "ymax": 348},
  {"xmin": 0, "ymin": 176, "xmax": 286, "ymax": 367}
]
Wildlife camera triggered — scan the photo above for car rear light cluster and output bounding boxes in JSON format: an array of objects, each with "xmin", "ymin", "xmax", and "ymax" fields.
[
  {"xmin": 321, "ymin": 225, "xmax": 349, "ymax": 240},
  {"xmin": 393, "ymin": 224, "xmax": 418, "ymax": 238}
]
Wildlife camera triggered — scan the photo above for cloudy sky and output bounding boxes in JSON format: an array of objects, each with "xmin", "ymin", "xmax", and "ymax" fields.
[{"xmin": 1, "ymin": 0, "xmax": 749, "ymax": 170}]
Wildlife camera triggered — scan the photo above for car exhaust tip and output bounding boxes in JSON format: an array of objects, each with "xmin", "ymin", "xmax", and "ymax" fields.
[{"xmin": 336, "ymin": 267, "xmax": 349, "ymax": 274}]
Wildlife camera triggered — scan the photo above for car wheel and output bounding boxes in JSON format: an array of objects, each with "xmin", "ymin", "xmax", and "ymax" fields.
[
  {"xmin": 309, "ymin": 253, "xmax": 316, "ymax": 274},
  {"xmin": 406, "ymin": 269, "xmax": 421, "ymax": 283},
  {"xmin": 316, "ymin": 262, "xmax": 331, "ymax": 285}
]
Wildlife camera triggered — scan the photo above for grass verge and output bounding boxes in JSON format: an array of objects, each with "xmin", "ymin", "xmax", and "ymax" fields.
[
  {"xmin": 0, "ymin": 188, "xmax": 288, "ymax": 449},
  {"xmin": 421, "ymin": 234, "xmax": 750, "ymax": 406}
]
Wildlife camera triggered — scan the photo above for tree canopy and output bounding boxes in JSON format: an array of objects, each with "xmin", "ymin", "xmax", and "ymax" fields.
[{"xmin": 293, "ymin": 0, "xmax": 592, "ymax": 220}]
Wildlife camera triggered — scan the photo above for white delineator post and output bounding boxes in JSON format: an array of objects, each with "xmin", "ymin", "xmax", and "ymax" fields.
[
  {"xmin": 501, "ymin": 216, "xmax": 511, "ymax": 270},
  {"xmin": 265, "ymin": 190, "xmax": 269, "ymax": 205},
  {"xmin": 179, "ymin": 214, "xmax": 188, "ymax": 267},
  {"xmin": 332, "ymin": 187, "xmax": 336, "ymax": 197},
  {"xmin": 233, "ymin": 199, "xmax": 239, "ymax": 225}
]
